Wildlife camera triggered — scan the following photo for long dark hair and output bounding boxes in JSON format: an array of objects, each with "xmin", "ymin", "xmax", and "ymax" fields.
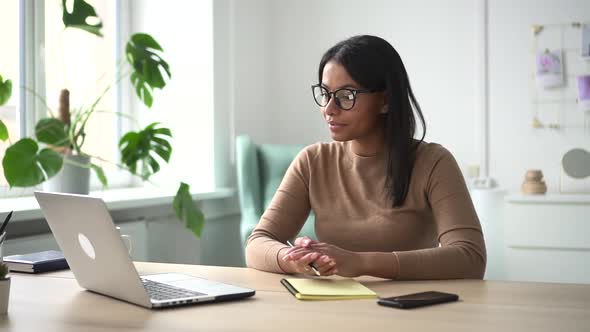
[{"xmin": 318, "ymin": 35, "xmax": 426, "ymax": 207}]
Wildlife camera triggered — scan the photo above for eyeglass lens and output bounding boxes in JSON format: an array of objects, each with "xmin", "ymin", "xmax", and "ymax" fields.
[{"xmin": 313, "ymin": 86, "xmax": 355, "ymax": 110}]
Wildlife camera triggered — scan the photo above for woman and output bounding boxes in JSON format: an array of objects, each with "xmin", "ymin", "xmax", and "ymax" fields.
[{"xmin": 245, "ymin": 35, "xmax": 486, "ymax": 280}]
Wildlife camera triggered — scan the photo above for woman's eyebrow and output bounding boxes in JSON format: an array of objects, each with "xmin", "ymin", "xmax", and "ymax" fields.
[{"xmin": 321, "ymin": 83, "xmax": 359, "ymax": 90}]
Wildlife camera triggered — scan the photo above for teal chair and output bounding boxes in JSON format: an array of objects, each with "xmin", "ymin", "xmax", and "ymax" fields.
[{"xmin": 236, "ymin": 135, "xmax": 316, "ymax": 250}]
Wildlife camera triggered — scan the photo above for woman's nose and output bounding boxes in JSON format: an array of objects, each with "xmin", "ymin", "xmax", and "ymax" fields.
[{"xmin": 324, "ymin": 97, "xmax": 340, "ymax": 116}]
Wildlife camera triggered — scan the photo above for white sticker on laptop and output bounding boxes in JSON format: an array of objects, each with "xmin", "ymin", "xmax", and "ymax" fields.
[{"xmin": 78, "ymin": 233, "xmax": 96, "ymax": 260}]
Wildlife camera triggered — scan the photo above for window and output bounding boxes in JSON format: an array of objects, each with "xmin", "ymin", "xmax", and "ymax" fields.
[
  {"xmin": 126, "ymin": 0, "xmax": 214, "ymax": 192},
  {"xmin": 44, "ymin": 0, "xmax": 119, "ymax": 172},
  {"xmin": 0, "ymin": 1, "xmax": 20, "ymax": 188},
  {"xmin": 1, "ymin": 1, "xmax": 215, "ymax": 196},
  {"xmin": 1, "ymin": 0, "xmax": 132, "ymax": 196}
]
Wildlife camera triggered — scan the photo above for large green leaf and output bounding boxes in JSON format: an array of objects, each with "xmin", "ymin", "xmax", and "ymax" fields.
[
  {"xmin": 130, "ymin": 72, "xmax": 153, "ymax": 108},
  {"xmin": 35, "ymin": 118, "xmax": 70, "ymax": 147},
  {"xmin": 118, "ymin": 122, "xmax": 172, "ymax": 180},
  {"xmin": 2, "ymin": 138, "xmax": 63, "ymax": 187},
  {"xmin": 126, "ymin": 33, "xmax": 171, "ymax": 107},
  {"xmin": 0, "ymin": 75, "xmax": 12, "ymax": 106},
  {"xmin": 173, "ymin": 182, "xmax": 205, "ymax": 237},
  {"xmin": 90, "ymin": 163, "xmax": 108, "ymax": 187},
  {"xmin": 61, "ymin": 0, "xmax": 103, "ymax": 37},
  {"xmin": 0, "ymin": 120, "xmax": 8, "ymax": 142}
]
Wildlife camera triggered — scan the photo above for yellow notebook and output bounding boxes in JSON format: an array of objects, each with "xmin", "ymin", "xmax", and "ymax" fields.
[{"xmin": 280, "ymin": 278, "xmax": 377, "ymax": 300}]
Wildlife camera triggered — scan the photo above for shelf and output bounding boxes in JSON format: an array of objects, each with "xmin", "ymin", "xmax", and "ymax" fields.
[{"xmin": 506, "ymin": 193, "xmax": 590, "ymax": 204}]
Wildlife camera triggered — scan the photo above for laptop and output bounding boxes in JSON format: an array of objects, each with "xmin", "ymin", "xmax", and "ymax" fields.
[{"xmin": 34, "ymin": 191, "xmax": 255, "ymax": 309}]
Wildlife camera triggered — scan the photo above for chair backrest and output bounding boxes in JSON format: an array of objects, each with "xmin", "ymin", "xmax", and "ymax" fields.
[{"xmin": 236, "ymin": 136, "xmax": 316, "ymax": 248}]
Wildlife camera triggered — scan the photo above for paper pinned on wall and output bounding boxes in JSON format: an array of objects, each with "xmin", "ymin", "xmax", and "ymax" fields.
[
  {"xmin": 578, "ymin": 75, "xmax": 590, "ymax": 112},
  {"xmin": 536, "ymin": 49, "xmax": 564, "ymax": 89},
  {"xmin": 582, "ymin": 25, "xmax": 590, "ymax": 58}
]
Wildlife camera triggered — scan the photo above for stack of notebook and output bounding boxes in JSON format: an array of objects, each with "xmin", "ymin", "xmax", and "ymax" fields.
[{"xmin": 3, "ymin": 250, "xmax": 69, "ymax": 273}]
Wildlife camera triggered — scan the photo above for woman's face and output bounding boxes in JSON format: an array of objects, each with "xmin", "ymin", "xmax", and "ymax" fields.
[{"xmin": 320, "ymin": 61, "xmax": 385, "ymax": 142}]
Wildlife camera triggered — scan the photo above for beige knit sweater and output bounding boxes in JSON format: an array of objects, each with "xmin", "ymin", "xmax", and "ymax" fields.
[{"xmin": 245, "ymin": 140, "xmax": 486, "ymax": 280}]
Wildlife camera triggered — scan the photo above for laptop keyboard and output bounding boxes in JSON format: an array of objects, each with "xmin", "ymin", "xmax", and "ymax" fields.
[{"xmin": 142, "ymin": 279, "xmax": 206, "ymax": 301}]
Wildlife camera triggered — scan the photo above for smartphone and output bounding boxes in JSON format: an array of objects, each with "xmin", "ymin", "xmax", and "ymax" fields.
[{"xmin": 377, "ymin": 291, "xmax": 459, "ymax": 309}]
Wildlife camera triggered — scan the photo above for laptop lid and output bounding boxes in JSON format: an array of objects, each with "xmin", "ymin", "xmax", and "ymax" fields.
[{"xmin": 35, "ymin": 191, "xmax": 152, "ymax": 307}]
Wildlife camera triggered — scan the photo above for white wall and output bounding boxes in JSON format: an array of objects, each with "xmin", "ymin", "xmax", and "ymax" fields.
[
  {"xmin": 214, "ymin": 0, "xmax": 273, "ymax": 146},
  {"xmin": 488, "ymin": 0, "xmax": 590, "ymax": 192},
  {"xmin": 213, "ymin": 0, "xmax": 273, "ymax": 187},
  {"xmin": 267, "ymin": 0, "xmax": 481, "ymax": 178},
  {"xmin": 218, "ymin": 0, "xmax": 483, "ymax": 181},
  {"xmin": 219, "ymin": 0, "xmax": 590, "ymax": 192}
]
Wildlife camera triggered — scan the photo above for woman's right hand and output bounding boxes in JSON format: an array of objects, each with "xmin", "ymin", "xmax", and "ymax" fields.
[{"xmin": 279, "ymin": 237, "xmax": 337, "ymax": 276}]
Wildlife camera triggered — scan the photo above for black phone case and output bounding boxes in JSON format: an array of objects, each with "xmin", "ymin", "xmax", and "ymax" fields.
[{"xmin": 377, "ymin": 291, "xmax": 459, "ymax": 309}]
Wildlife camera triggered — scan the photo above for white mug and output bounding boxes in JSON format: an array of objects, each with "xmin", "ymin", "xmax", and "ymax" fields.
[{"xmin": 115, "ymin": 226, "xmax": 133, "ymax": 255}]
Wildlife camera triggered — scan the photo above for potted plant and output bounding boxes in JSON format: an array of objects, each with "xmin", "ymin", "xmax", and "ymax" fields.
[
  {"xmin": 0, "ymin": 263, "xmax": 9, "ymax": 314},
  {"xmin": 0, "ymin": 0, "xmax": 204, "ymax": 237}
]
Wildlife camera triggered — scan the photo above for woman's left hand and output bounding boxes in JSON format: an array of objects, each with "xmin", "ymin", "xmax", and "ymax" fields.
[{"xmin": 308, "ymin": 242, "xmax": 363, "ymax": 277}]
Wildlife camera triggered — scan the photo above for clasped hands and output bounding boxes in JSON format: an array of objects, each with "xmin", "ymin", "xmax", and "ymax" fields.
[{"xmin": 280, "ymin": 236, "xmax": 362, "ymax": 277}]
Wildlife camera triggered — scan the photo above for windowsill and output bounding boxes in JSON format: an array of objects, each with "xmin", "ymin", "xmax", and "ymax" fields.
[{"xmin": 0, "ymin": 186, "xmax": 236, "ymax": 223}]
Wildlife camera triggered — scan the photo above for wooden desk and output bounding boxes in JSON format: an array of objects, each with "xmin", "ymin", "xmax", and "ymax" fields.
[{"xmin": 1, "ymin": 262, "xmax": 589, "ymax": 331}]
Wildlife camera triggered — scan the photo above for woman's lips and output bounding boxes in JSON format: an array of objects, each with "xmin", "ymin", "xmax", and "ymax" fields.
[{"xmin": 328, "ymin": 121, "xmax": 346, "ymax": 130}]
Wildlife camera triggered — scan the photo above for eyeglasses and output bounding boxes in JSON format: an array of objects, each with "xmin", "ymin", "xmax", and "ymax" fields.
[{"xmin": 311, "ymin": 84, "xmax": 379, "ymax": 111}]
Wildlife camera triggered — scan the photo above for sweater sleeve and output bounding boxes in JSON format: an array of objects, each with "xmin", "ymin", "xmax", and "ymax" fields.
[
  {"xmin": 244, "ymin": 147, "xmax": 313, "ymax": 273},
  {"xmin": 394, "ymin": 147, "xmax": 487, "ymax": 280}
]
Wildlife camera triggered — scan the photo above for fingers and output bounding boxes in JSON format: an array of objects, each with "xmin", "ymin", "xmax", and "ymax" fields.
[
  {"xmin": 284, "ymin": 249, "xmax": 326, "ymax": 265},
  {"xmin": 282, "ymin": 239, "xmax": 339, "ymax": 276},
  {"xmin": 282, "ymin": 249, "xmax": 337, "ymax": 276},
  {"xmin": 285, "ymin": 239, "xmax": 323, "ymax": 255},
  {"xmin": 302, "ymin": 256, "xmax": 337, "ymax": 276},
  {"xmin": 293, "ymin": 252, "xmax": 320, "ymax": 275},
  {"xmin": 284, "ymin": 247, "xmax": 313, "ymax": 259},
  {"xmin": 283, "ymin": 241, "xmax": 347, "ymax": 277},
  {"xmin": 299, "ymin": 252, "xmax": 320, "ymax": 266},
  {"xmin": 313, "ymin": 255, "xmax": 337, "ymax": 275},
  {"xmin": 294, "ymin": 236, "xmax": 315, "ymax": 248}
]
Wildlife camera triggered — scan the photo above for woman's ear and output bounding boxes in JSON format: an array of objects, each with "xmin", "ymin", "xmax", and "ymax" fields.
[{"xmin": 381, "ymin": 93, "xmax": 389, "ymax": 113}]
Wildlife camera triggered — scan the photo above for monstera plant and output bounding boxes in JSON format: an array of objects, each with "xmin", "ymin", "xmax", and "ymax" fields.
[{"xmin": 0, "ymin": 0, "xmax": 205, "ymax": 237}]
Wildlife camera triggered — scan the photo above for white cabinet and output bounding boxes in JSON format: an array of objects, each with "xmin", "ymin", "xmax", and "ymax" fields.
[
  {"xmin": 471, "ymin": 188, "xmax": 508, "ymax": 281},
  {"xmin": 504, "ymin": 194, "xmax": 590, "ymax": 284}
]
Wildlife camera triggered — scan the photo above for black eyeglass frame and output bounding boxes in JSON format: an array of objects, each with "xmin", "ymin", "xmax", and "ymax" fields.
[{"xmin": 311, "ymin": 84, "xmax": 380, "ymax": 110}]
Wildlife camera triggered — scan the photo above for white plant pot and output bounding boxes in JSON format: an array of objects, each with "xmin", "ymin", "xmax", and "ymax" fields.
[
  {"xmin": 0, "ymin": 277, "xmax": 10, "ymax": 314},
  {"xmin": 43, "ymin": 154, "xmax": 91, "ymax": 195}
]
